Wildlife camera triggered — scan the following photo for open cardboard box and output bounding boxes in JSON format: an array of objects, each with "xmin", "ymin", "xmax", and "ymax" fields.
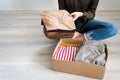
[{"xmin": 51, "ymin": 38, "xmax": 108, "ymax": 79}]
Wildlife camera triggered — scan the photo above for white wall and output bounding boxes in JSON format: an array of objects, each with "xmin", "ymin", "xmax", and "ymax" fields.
[
  {"xmin": 0, "ymin": 0, "xmax": 120, "ymax": 10},
  {"xmin": 0, "ymin": 0, "xmax": 58, "ymax": 10}
]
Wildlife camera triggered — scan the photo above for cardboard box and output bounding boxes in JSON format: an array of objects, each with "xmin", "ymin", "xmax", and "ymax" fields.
[{"xmin": 51, "ymin": 39, "xmax": 108, "ymax": 79}]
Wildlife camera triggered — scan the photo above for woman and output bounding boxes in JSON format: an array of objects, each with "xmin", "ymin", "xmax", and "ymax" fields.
[{"xmin": 58, "ymin": 0, "xmax": 118, "ymax": 41}]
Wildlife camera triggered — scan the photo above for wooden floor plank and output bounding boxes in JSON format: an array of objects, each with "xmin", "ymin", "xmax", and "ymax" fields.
[{"xmin": 0, "ymin": 10, "xmax": 120, "ymax": 80}]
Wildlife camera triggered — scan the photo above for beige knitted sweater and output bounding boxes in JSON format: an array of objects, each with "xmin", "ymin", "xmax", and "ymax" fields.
[{"xmin": 40, "ymin": 10, "xmax": 75, "ymax": 31}]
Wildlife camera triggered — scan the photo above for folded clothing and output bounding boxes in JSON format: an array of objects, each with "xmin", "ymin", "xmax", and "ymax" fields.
[
  {"xmin": 52, "ymin": 46, "xmax": 79, "ymax": 61},
  {"xmin": 48, "ymin": 29, "xmax": 76, "ymax": 32},
  {"xmin": 52, "ymin": 38, "xmax": 83, "ymax": 61},
  {"xmin": 75, "ymin": 40, "xmax": 106, "ymax": 66},
  {"xmin": 40, "ymin": 10, "xmax": 75, "ymax": 31}
]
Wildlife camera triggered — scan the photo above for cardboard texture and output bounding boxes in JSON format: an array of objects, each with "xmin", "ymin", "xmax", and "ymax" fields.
[{"xmin": 51, "ymin": 39, "xmax": 108, "ymax": 79}]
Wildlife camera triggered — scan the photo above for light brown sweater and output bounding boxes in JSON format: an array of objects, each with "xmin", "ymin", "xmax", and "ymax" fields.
[{"xmin": 40, "ymin": 10, "xmax": 75, "ymax": 31}]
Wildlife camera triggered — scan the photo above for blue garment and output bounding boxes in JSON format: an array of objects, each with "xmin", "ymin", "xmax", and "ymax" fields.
[{"xmin": 82, "ymin": 20, "xmax": 118, "ymax": 40}]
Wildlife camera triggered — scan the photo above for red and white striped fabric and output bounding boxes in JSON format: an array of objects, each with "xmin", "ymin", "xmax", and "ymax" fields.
[{"xmin": 52, "ymin": 46, "xmax": 79, "ymax": 61}]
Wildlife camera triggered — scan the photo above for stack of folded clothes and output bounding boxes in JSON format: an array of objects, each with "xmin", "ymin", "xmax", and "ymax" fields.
[{"xmin": 41, "ymin": 10, "xmax": 75, "ymax": 38}]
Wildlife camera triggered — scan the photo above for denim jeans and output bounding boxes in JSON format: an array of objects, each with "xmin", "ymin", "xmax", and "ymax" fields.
[{"xmin": 82, "ymin": 20, "xmax": 118, "ymax": 40}]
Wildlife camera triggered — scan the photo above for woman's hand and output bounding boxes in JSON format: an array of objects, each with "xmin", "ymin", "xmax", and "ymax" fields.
[{"xmin": 70, "ymin": 12, "xmax": 83, "ymax": 21}]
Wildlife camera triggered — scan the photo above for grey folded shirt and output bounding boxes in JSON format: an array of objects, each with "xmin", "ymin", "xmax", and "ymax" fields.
[{"xmin": 75, "ymin": 40, "xmax": 106, "ymax": 66}]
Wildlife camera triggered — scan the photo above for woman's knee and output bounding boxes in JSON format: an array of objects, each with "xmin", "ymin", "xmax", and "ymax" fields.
[{"xmin": 103, "ymin": 22, "xmax": 118, "ymax": 37}]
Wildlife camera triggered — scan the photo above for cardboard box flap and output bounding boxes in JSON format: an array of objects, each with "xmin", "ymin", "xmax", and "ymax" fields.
[{"xmin": 105, "ymin": 44, "xmax": 108, "ymax": 61}]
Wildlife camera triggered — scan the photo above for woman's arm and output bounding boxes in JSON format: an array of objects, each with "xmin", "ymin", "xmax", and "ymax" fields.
[
  {"xmin": 70, "ymin": 0, "xmax": 99, "ymax": 21},
  {"xmin": 71, "ymin": 0, "xmax": 99, "ymax": 33},
  {"xmin": 83, "ymin": 0, "xmax": 99, "ymax": 19}
]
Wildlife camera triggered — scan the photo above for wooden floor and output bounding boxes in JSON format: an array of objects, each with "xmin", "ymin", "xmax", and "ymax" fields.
[{"xmin": 0, "ymin": 8, "xmax": 120, "ymax": 80}]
